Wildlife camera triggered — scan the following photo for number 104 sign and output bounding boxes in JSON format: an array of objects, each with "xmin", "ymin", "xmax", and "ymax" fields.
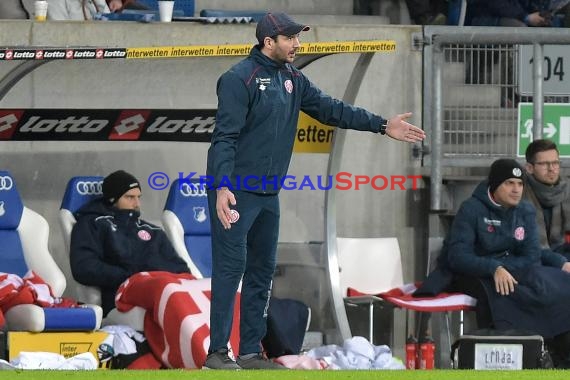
[{"xmin": 518, "ymin": 44, "xmax": 568, "ymax": 96}]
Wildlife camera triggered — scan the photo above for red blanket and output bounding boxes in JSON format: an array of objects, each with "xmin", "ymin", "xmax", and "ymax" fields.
[
  {"xmin": 348, "ymin": 282, "xmax": 476, "ymax": 312},
  {"xmin": 115, "ymin": 271, "xmax": 241, "ymax": 369},
  {"xmin": 0, "ymin": 271, "xmax": 78, "ymax": 328}
]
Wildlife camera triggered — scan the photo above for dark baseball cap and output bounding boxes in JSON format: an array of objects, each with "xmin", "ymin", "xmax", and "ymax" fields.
[{"xmin": 256, "ymin": 12, "xmax": 310, "ymax": 45}]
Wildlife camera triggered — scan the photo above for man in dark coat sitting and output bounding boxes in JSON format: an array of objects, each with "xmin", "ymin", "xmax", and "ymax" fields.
[
  {"xmin": 70, "ymin": 170, "xmax": 190, "ymax": 316},
  {"xmin": 435, "ymin": 158, "xmax": 570, "ymax": 367}
]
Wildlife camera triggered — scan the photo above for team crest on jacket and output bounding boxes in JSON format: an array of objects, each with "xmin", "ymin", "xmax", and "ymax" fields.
[
  {"xmin": 138, "ymin": 230, "xmax": 151, "ymax": 241},
  {"xmin": 514, "ymin": 226, "xmax": 525, "ymax": 241},
  {"xmin": 284, "ymin": 79, "xmax": 293, "ymax": 94},
  {"xmin": 229, "ymin": 209, "xmax": 240, "ymax": 224}
]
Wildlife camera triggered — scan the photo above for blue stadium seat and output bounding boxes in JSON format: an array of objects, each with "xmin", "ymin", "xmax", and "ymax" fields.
[
  {"xmin": 60, "ymin": 176, "xmax": 104, "ymax": 252},
  {"xmin": 0, "ymin": 170, "xmax": 102, "ymax": 331},
  {"xmin": 59, "ymin": 176, "xmax": 104, "ymax": 306},
  {"xmin": 137, "ymin": 0, "xmax": 195, "ymax": 16},
  {"xmin": 162, "ymin": 178, "xmax": 212, "ymax": 278},
  {"xmin": 59, "ymin": 175, "xmax": 145, "ymax": 330},
  {"xmin": 199, "ymin": 9, "xmax": 266, "ymax": 22},
  {"xmin": 447, "ymin": 0, "xmax": 468, "ymax": 25}
]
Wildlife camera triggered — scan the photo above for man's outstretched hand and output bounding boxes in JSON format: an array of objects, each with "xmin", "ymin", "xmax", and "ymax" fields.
[{"xmin": 385, "ymin": 112, "xmax": 425, "ymax": 142}]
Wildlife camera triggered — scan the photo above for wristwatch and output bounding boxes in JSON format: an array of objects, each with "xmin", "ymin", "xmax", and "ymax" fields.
[{"xmin": 379, "ymin": 119, "xmax": 388, "ymax": 135}]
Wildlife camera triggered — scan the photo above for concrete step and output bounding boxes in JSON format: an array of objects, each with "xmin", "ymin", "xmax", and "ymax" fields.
[
  {"xmin": 444, "ymin": 119, "xmax": 516, "ymax": 135},
  {"xmin": 443, "ymin": 131, "xmax": 515, "ymax": 147},
  {"xmin": 195, "ymin": 0, "xmax": 353, "ymax": 15},
  {"xmin": 443, "ymin": 85, "xmax": 501, "ymax": 107},
  {"xmin": 444, "ymin": 48, "xmax": 468, "ymax": 63},
  {"xmin": 442, "ymin": 105, "xmax": 518, "ymax": 155},
  {"xmin": 292, "ymin": 14, "xmax": 390, "ymax": 25},
  {"xmin": 443, "ymin": 138, "xmax": 517, "ymax": 155},
  {"xmin": 443, "ymin": 62, "xmax": 466, "ymax": 84},
  {"xmin": 444, "ymin": 107, "xmax": 516, "ymax": 122}
]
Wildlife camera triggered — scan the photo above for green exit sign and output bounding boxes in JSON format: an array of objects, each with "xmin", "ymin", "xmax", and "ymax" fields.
[{"xmin": 518, "ymin": 103, "xmax": 570, "ymax": 157}]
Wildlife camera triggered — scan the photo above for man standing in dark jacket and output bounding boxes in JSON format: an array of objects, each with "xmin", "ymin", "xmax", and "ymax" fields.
[
  {"xmin": 204, "ymin": 12, "xmax": 425, "ymax": 370},
  {"xmin": 70, "ymin": 170, "xmax": 190, "ymax": 316}
]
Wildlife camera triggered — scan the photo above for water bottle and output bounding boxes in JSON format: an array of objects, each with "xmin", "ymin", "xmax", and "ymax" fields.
[
  {"xmin": 405, "ymin": 335, "xmax": 418, "ymax": 369},
  {"xmin": 419, "ymin": 336, "xmax": 435, "ymax": 369}
]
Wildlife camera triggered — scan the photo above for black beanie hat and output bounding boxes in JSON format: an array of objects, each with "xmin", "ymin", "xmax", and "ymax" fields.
[
  {"xmin": 488, "ymin": 159, "xmax": 524, "ymax": 194},
  {"xmin": 102, "ymin": 170, "xmax": 140, "ymax": 204}
]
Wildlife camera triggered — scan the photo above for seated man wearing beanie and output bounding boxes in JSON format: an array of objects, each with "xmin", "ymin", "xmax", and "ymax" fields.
[
  {"xmin": 70, "ymin": 170, "xmax": 190, "ymax": 316},
  {"xmin": 430, "ymin": 158, "xmax": 570, "ymax": 367}
]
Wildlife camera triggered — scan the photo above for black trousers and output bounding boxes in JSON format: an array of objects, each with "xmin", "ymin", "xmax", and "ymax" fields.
[{"xmin": 449, "ymin": 275, "xmax": 493, "ymax": 329}]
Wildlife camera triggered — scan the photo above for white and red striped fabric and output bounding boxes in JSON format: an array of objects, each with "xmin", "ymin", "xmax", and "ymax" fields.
[
  {"xmin": 115, "ymin": 271, "xmax": 241, "ymax": 369},
  {"xmin": 0, "ymin": 271, "xmax": 79, "ymax": 328},
  {"xmin": 0, "ymin": 271, "xmax": 75, "ymax": 308},
  {"xmin": 348, "ymin": 283, "xmax": 477, "ymax": 312}
]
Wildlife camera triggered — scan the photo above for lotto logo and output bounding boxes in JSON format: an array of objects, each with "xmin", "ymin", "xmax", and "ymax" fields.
[
  {"xmin": 0, "ymin": 111, "xmax": 23, "ymax": 139},
  {"xmin": 109, "ymin": 111, "xmax": 150, "ymax": 140}
]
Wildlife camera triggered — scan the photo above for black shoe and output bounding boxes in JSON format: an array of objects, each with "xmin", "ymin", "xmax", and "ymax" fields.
[
  {"xmin": 203, "ymin": 348, "xmax": 241, "ymax": 370},
  {"xmin": 236, "ymin": 353, "xmax": 286, "ymax": 369}
]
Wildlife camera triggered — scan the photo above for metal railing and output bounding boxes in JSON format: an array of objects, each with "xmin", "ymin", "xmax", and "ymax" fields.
[{"xmin": 422, "ymin": 26, "xmax": 570, "ymax": 211}]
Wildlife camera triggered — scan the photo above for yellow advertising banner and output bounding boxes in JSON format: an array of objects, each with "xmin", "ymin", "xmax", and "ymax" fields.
[
  {"xmin": 0, "ymin": 40, "xmax": 396, "ymax": 61},
  {"xmin": 8, "ymin": 331, "xmax": 111, "ymax": 369},
  {"xmin": 294, "ymin": 112, "xmax": 335, "ymax": 153},
  {"xmin": 125, "ymin": 40, "xmax": 396, "ymax": 59}
]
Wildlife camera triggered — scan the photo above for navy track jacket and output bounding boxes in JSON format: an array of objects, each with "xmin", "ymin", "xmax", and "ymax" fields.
[
  {"xmin": 207, "ymin": 46, "xmax": 387, "ymax": 194},
  {"xmin": 70, "ymin": 198, "xmax": 190, "ymax": 315}
]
